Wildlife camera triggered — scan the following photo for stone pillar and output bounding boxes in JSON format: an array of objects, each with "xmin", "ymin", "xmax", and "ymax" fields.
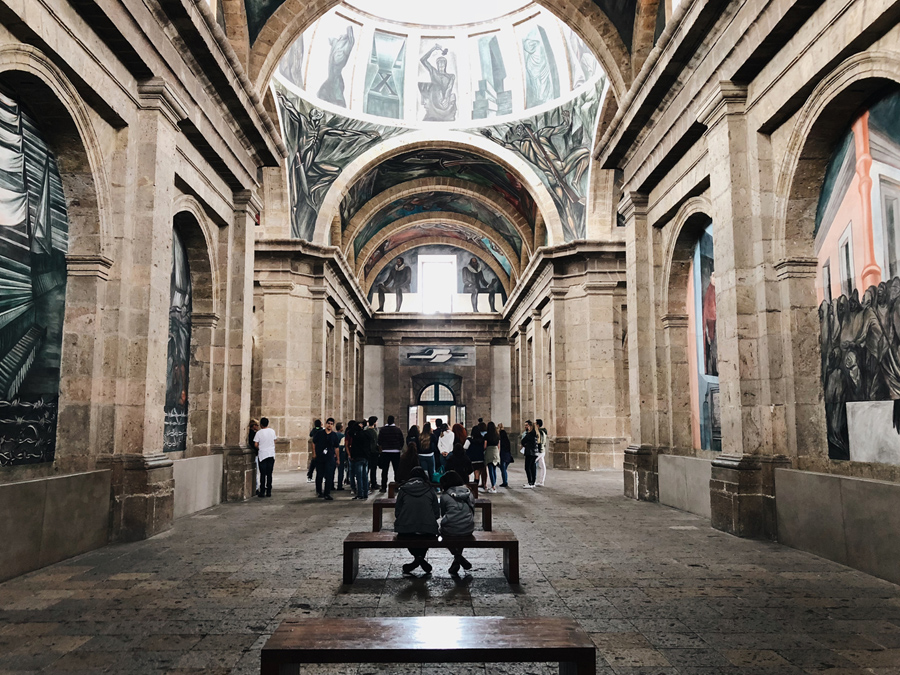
[
  {"xmin": 105, "ymin": 79, "xmax": 186, "ymax": 541},
  {"xmin": 661, "ymin": 313, "xmax": 692, "ymax": 450},
  {"xmin": 220, "ymin": 191, "xmax": 260, "ymax": 502},
  {"xmin": 700, "ymin": 82, "xmax": 787, "ymax": 538},
  {"xmin": 621, "ymin": 191, "xmax": 660, "ymax": 499}
]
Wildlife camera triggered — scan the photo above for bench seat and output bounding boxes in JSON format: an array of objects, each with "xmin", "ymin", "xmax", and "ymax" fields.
[
  {"xmin": 342, "ymin": 530, "xmax": 518, "ymax": 584},
  {"xmin": 372, "ymin": 497, "xmax": 492, "ymax": 532},
  {"xmin": 261, "ymin": 616, "xmax": 596, "ymax": 674}
]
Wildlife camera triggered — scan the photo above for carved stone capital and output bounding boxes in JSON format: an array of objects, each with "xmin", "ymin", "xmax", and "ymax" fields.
[
  {"xmin": 699, "ymin": 81, "xmax": 748, "ymax": 130},
  {"xmin": 774, "ymin": 256, "xmax": 819, "ymax": 280},
  {"xmin": 661, "ymin": 313, "xmax": 689, "ymax": 329},
  {"xmin": 137, "ymin": 78, "xmax": 188, "ymax": 130},
  {"xmin": 618, "ymin": 191, "xmax": 649, "ymax": 223},
  {"xmin": 192, "ymin": 312, "xmax": 220, "ymax": 329},
  {"xmin": 66, "ymin": 254, "xmax": 114, "ymax": 280}
]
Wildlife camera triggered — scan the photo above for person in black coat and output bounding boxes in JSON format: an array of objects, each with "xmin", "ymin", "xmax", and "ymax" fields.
[
  {"xmin": 498, "ymin": 423, "xmax": 513, "ymax": 488},
  {"xmin": 444, "ymin": 443, "xmax": 473, "ymax": 482},
  {"xmin": 394, "ymin": 467, "xmax": 439, "ymax": 574},
  {"xmin": 467, "ymin": 422, "xmax": 486, "ymax": 488},
  {"xmin": 521, "ymin": 420, "xmax": 539, "ymax": 488}
]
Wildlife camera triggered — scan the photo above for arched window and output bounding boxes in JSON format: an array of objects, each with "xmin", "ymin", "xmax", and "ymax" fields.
[{"xmin": 418, "ymin": 383, "xmax": 455, "ymax": 405}]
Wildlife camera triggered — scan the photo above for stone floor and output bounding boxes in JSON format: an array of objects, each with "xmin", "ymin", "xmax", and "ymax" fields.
[{"xmin": 1, "ymin": 467, "xmax": 899, "ymax": 674}]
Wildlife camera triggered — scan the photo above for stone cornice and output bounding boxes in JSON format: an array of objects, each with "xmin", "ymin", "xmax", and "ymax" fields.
[
  {"xmin": 699, "ymin": 81, "xmax": 748, "ymax": 130},
  {"xmin": 661, "ymin": 313, "xmax": 689, "ymax": 329},
  {"xmin": 233, "ymin": 189, "xmax": 264, "ymax": 216},
  {"xmin": 137, "ymin": 78, "xmax": 188, "ymax": 129},
  {"xmin": 66, "ymin": 254, "xmax": 114, "ymax": 281},
  {"xmin": 191, "ymin": 312, "xmax": 220, "ymax": 328},
  {"xmin": 774, "ymin": 257, "xmax": 818, "ymax": 280},
  {"xmin": 618, "ymin": 192, "xmax": 649, "ymax": 222}
]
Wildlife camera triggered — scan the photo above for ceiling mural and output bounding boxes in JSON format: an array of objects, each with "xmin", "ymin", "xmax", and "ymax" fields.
[
  {"xmin": 361, "ymin": 222, "xmax": 514, "ymax": 279},
  {"xmin": 273, "ymin": 80, "xmax": 409, "ymax": 241},
  {"xmin": 340, "ymin": 149, "xmax": 538, "ymax": 232},
  {"xmin": 352, "ymin": 191, "xmax": 524, "ymax": 258},
  {"xmin": 478, "ymin": 76, "xmax": 607, "ymax": 241}
]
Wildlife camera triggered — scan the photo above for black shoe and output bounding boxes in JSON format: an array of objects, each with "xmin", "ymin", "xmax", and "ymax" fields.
[
  {"xmin": 402, "ymin": 561, "xmax": 418, "ymax": 574},
  {"xmin": 256, "ymin": 490, "xmax": 264, "ymax": 497},
  {"xmin": 500, "ymin": 483, "xmax": 509, "ymax": 488},
  {"xmin": 418, "ymin": 559, "xmax": 432, "ymax": 574},
  {"xmin": 318, "ymin": 493, "xmax": 325, "ymax": 499},
  {"xmin": 459, "ymin": 556, "xmax": 472, "ymax": 570},
  {"xmin": 379, "ymin": 488, "xmax": 387, "ymax": 494},
  {"xmin": 449, "ymin": 560, "xmax": 461, "ymax": 576},
  {"xmin": 323, "ymin": 494, "xmax": 333, "ymax": 501}
]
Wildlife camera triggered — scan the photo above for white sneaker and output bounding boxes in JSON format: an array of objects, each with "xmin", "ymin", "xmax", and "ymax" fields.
[
  {"xmin": 522, "ymin": 484, "xmax": 534, "ymax": 489},
  {"xmin": 535, "ymin": 482, "xmax": 544, "ymax": 487},
  {"xmin": 488, "ymin": 488, "xmax": 497, "ymax": 494}
]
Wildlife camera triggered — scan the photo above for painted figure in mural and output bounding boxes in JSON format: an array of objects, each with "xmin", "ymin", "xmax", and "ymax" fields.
[
  {"xmin": 164, "ymin": 231, "xmax": 192, "ymax": 453},
  {"xmin": 481, "ymin": 110, "xmax": 589, "ymax": 241},
  {"xmin": 703, "ymin": 272, "xmax": 718, "ymax": 375},
  {"xmin": 279, "ymin": 34, "xmax": 305, "ymax": 88},
  {"xmin": 277, "ymin": 93, "xmax": 379, "ymax": 240},
  {"xmin": 317, "ymin": 26, "xmax": 355, "ymax": 108},
  {"xmin": 376, "ymin": 257, "xmax": 412, "ymax": 312},
  {"xmin": 419, "ymin": 44, "xmax": 457, "ymax": 122},
  {"xmin": 461, "ymin": 258, "xmax": 503, "ymax": 312},
  {"xmin": 522, "ymin": 27, "xmax": 558, "ymax": 108}
]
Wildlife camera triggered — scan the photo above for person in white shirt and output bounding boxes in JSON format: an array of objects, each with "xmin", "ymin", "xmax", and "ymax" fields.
[
  {"xmin": 254, "ymin": 417, "xmax": 277, "ymax": 497},
  {"xmin": 535, "ymin": 418, "xmax": 549, "ymax": 487}
]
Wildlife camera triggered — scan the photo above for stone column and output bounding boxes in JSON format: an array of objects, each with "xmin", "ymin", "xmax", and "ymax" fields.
[
  {"xmin": 661, "ymin": 313, "xmax": 691, "ymax": 451},
  {"xmin": 701, "ymin": 82, "xmax": 789, "ymax": 538},
  {"xmin": 104, "ymin": 79, "xmax": 186, "ymax": 541},
  {"xmin": 219, "ymin": 191, "xmax": 260, "ymax": 502},
  {"xmin": 621, "ymin": 191, "xmax": 659, "ymax": 500}
]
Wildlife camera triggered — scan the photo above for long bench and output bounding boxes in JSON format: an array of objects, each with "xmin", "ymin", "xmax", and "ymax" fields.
[
  {"xmin": 261, "ymin": 616, "xmax": 597, "ymax": 675},
  {"xmin": 372, "ymin": 497, "xmax": 492, "ymax": 532},
  {"xmin": 342, "ymin": 530, "xmax": 519, "ymax": 584},
  {"xmin": 387, "ymin": 481, "xmax": 478, "ymax": 498}
]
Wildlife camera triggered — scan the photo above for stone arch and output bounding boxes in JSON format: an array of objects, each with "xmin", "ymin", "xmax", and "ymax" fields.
[
  {"xmin": 363, "ymin": 237, "xmax": 513, "ymax": 298},
  {"xmin": 0, "ymin": 45, "xmax": 112, "ymax": 259},
  {"xmin": 658, "ymin": 196, "xmax": 713, "ymax": 454},
  {"xmin": 345, "ymin": 178, "xmax": 533, "ymax": 259},
  {"xmin": 249, "ymin": 0, "xmax": 629, "ymax": 105},
  {"xmin": 355, "ymin": 213, "xmax": 521, "ymax": 286},
  {"xmin": 314, "ymin": 130, "xmax": 565, "ymax": 249},
  {"xmin": 773, "ymin": 51, "xmax": 900, "ymax": 461},
  {"xmin": 172, "ymin": 194, "xmax": 221, "ymax": 318}
]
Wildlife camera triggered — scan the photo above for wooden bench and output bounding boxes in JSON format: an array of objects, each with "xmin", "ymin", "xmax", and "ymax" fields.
[
  {"xmin": 388, "ymin": 481, "xmax": 478, "ymax": 498},
  {"xmin": 372, "ymin": 497, "xmax": 492, "ymax": 532},
  {"xmin": 342, "ymin": 530, "xmax": 519, "ymax": 584},
  {"xmin": 261, "ymin": 616, "xmax": 596, "ymax": 674}
]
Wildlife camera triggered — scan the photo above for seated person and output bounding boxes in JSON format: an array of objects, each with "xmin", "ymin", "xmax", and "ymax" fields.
[
  {"xmin": 439, "ymin": 470, "xmax": 475, "ymax": 576},
  {"xmin": 443, "ymin": 443, "xmax": 473, "ymax": 482},
  {"xmin": 394, "ymin": 467, "xmax": 439, "ymax": 574}
]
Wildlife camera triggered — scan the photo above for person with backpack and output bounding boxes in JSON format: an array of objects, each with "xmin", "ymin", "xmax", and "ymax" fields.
[
  {"xmin": 439, "ymin": 470, "xmax": 475, "ymax": 576},
  {"xmin": 394, "ymin": 467, "xmax": 439, "ymax": 575}
]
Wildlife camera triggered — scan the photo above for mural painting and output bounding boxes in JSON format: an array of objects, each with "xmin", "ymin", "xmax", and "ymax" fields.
[
  {"xmin": 352, "ymin": 190, "xmax": 523, "ymax": 258},
  {"xmin": 419, "ymin": 41, "xmax": 458, "ymax": 122},
  {"xmin": 315, "ymin": 24, "xmax": 356, "ymax": 108},
  {"xmin": 164, "ymin": 230, "xmax": 192, "ymax": 453},
  {"xmin": 479, "ymin": 80, "xmax": 605, "ymax": 241},
  {"xmin": 361, "ymin": 222, "xmax": 513, "ymax": 279},
  {"xmin": 278, "ymin": 33, "xmax": 305, "ymax": 89},
  {"xmin": 687, "ymin": 224, "xmax": 720, "ymax": 452},
  {"xmin": 519, "ymin": 23, "xmax": 559, "ymax": 109},
  {"xmin": 471, "ymin": 35, "xmax": 512, "ymax": 119},
  {"xmin": 365, "ymin": 30, "xmax": 406, "ymax": 119},
  {"xmin": 815, "ymin": 91, "xmax": 900, "ymax": 464},
  {"xmin": 367, "ymin": 245, "xmax": 507, "ymax": 313},
  {"xmin": 340, "ymin": 149, "xmax": 538, "ymax": 232},
  {"xmin": 562, "ymin": 26, "xmax": 596, "ymax": 89},
  {"xmin": 273, "ymin": 82, "xmax": 408, "ymax": 241},
  {"xmin": 0, "ymin": 92, "xmax": 69, "ymax": 467}
]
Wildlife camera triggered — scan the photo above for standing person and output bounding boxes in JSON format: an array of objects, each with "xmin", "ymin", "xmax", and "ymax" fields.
[
  {"xmin": 312, "ymin": 418, "xmax": 341, "ymax": 501},
  {"xmin": 366, "ymin": 416, "xmax": 379, "ymax": 490},
  {"xmin": 394, "ymin": 467, "xmax": 439, "ymax": 575},
  {"xmin": 535, "ymin": 418, "xmax": 549, "ymax": 487},
  {"xmin": 334, "ymin": 422, "xmax": 346, "ymax": 491},
  {"xmin": 483, "ymin": 422, "xmax": 500, "ymax": 494},
  {"xmin": 521, "ymin": 420, "xmax": 538, "ymax": 488},
  {"xmin": 307, "ymin": 419, "xmax": 322, "ymax": 486},
  {"xmin": 397, "ymin": 441, "xmax": 420, "ymax": 483},
  {"xmin": 467, "ymin": 422, "xmax": 486, "ymax": 488},
  {"xmin": 248, "ymin": 419, "xmax": 261, "ymax": 497},
  {"xmin": 438, "ymin": 423, "xmax": 454, "ymax": 462},
  {"xmin": 431, "ymin": 419, "xmax": 444, "ymax": 470},
  {"xmin": 406, "ymin": 425, "xmax": 420, "ymax": 453},
  {"xmin": 253, "ymin": 417, "xmax": 277, "ymax": 497},
  {"xmin": 345, "ymin": 420, "xmax": 359, "ymax": 496},
  {"xmin": 498, "ymin": 422, "xmax": 513, "ymax": 488},
  {"xmin": 377, "ymin": 415, "xmax": 404, "ymax": 493},
  {"xmin": 418, "ymin": 422, "xmax": 436, "ymax": 479},
  {"xmin": 445, "ymin": 442, "xmax": 473, "ymax": 482},
  {"xmin": 348, "ymin": 420, "xmax": 370, "ymax": 500},
  {"xmin": 439, "ymin": 470, "xmax": 475, "ymax": 576},
  {"xmin": 451, "ymin": 422, "xmax": 467, "ymax": 447}
]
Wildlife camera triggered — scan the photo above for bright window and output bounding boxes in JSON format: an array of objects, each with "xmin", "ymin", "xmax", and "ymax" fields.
[{"xmin": 419, "ymin": 255, "xmax": 456, "ymax": 313}]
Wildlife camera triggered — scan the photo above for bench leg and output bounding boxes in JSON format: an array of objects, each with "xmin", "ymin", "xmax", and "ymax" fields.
[
  {"xmin": 503, "ymin": 542, "xmax": 519, "ymax": 584},
  {"xmin": 482, "ymin": 505, "xmax": 492, "ymax": 531},
  {"xmin": 372, "ymin": 505, "xmax": 382, "ymax": 532},
  {"xmin": 343, "ymin": 546, "xmax": 358, "ymax": 585}
]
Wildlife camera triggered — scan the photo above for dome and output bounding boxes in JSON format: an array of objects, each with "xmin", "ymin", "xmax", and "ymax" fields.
[{"xmin": 274, "ymin": 0, "xmax": 602, "ymax": 126}]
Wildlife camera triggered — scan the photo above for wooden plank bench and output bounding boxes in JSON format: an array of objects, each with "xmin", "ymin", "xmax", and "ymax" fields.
[
  {"xmin": 388, "ymin": 481, "xmax": 478, "ymax": 498},
  {"xmin": 372, "ymin": 497, "xmax": 492, "ymax": 532},
  {"xmin": 342, "ymin": 530, "xmax": 519, "ymax": 584},
  {"xmin": 261, "ymin": 616, "xmax": 596, "ymax": 675}
]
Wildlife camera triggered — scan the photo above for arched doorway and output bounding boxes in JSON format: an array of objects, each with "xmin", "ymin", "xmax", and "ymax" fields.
[{"xmin": 410, "ymin": 380, "xmax": 465, "ymax": 430}]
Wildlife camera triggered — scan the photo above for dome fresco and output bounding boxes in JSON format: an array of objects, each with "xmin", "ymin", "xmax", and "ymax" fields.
[{"xmin": 275, "ymin": 1, "xmax": 602, "ymax": 125}]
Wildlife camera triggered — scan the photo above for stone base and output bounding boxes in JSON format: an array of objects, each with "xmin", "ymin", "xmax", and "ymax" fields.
[
  {"xmin": 623, "ymin": 445, "xmax": 658, "ymax": 501},
  {"xmin": 221, "ymin": 445, "xmax": 256, "ymax": 501},
  {"xmin": 551, "ymin": 437, "xmax": 627, "ymax": 470},
  {"xmin": 710, "ymin": 454, "xmax": 791, "ymax": 539},
  {"xmin": 101, "ymin": 453, "xmax": 174, "ymax": 542},
  {"xmin": 275, "ymin": 437, "xmax": 308, "ymax": 471}
]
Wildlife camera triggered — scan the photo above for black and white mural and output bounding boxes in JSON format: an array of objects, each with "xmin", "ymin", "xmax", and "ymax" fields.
[
  {"xmin": 0, "ymin": 92, "xmax": 69, "ymax": 467},
  {"xmin": 163, "ymin": 230, "xmax": 192, "ymax": 453}
]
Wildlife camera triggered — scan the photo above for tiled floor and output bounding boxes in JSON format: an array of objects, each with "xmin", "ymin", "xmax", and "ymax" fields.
[{"xmin": 1, "ymin": 467, "xmax": 899, "ymax": 674}]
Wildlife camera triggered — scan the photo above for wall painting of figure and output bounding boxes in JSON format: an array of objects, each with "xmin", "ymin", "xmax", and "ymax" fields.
[
  {"xmin": 815, "ymin": 91, "xmax": 900, "ymax": 464},
  {"xmin": 164, "ymin": 230, "xmax": 192, "ymax": 453},
  {"xmin": 0, "ymin": 92, "xmax": 69, "ymax": 467},
  {"xmin": 418, "ymin": 40, "xmax": 458, "ymax": 122}
]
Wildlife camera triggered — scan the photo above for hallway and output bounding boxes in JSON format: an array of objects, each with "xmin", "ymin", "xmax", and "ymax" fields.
[{"xmin": 0, "ymin": 468, "xmax": 898, "ymax": 674}]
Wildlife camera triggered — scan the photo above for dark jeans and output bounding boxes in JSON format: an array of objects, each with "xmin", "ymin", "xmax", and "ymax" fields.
[
  {"xmin": 351, "ymin": 459, "xmax": 368, "ymax": 498},
  {"xmin": 258, "ymin": 457, "xmax": 274, "ymax": 495},
  {"xmin": 337, "ymin": 450, "xmax": 348, "ymax": 488},
  {"xmin": 500, "ymin": 460, "xmax": 511, "ymax": 485},
  {"xmin": 307, "ymin": 453, "xmax": 317, "ymax": 480},
  {"xmin": 418, "ymin": 454, "xmax": 435, "ymax": 479},
  {"xmin": 399, "ymin": 533, "xmax": 436, "ymax": 560},
  {"xmin": 380, "ymin": 452, "xmax": 400, "ymax": 490},
  {"xmin": 525, "ymin": 454, "xmax": 537, "ymax": 485},
  {"xmin": 369, "ymin": 459, "xmax": 379, "ymax": 491},
  {"xmin": 316, "ymin": 454, "xmax": 336, "ymax": 496},
  {"xmin": 487, "ymin": 462, "xmax": 497, "ymax": 487}
]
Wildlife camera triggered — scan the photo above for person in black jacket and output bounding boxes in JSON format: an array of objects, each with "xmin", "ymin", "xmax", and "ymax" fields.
[
  {"xmin": 347, "ymin": 420, "xmax": 369, "ymax": 500},
  {"xmin": 444, "ymin": 443, "xmax": 473, "ymax": 482},
  {"xmin": 406, "ymin": 425, "xmax": 420, "ymax": 453},
  {"xmin": 311, "ymin": 418, "xmax": 341, "ymax": 500},
  {"xmin": 467, "ymin": 422, "xmax": 486, "ymax": 488},
  {"xmin": 498, "ymin": 423, "xmax": 513, "ymax": 488},
  {"xmin": 394, "ymin": 467, "xmax": 439, "ymax": 574},
  {"xmin": 377, "ymin": 415, "xmax": 405, "ymax": 493},
  {"xmin": 521, "ymin": 420, "xmax": 539, "ymax": 488},
  {"xmin": 397, "ymin": 441, "xmax": 420, "ymax": 483}
]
